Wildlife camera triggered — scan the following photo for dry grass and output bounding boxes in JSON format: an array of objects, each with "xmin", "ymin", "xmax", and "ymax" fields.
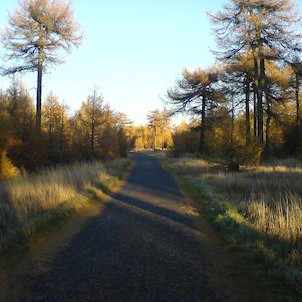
[
  {"xmin": 166, "ymin": 156, "xmax": 302, "ymax": 268},
  {"xmin": 0, "ymin": 158, "xmax": 129, "ymax": 241},
  {"xmin": 161, "ymin": 154, "xmax": 302, "ymax": 297}
]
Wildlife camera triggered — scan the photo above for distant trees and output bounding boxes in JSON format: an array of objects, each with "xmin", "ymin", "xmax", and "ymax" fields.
[
  {"xmin": 116, "ymin": 113, "xmax": 135, "ymax": 157},
  {"xmin": 0, "ymin": 79, "xmax": 135, "ymax": 178},
  {"xmin": 0, "ymin": 0, "xmax": 82, "ymax": 129},
  {"xmin": 147, "ymin": 109, "xmax": 172, "ymax": 150},
  {"xmin": 134, "ymin": 126, "xmax": 153, "ymax": 150},
  {"xmin": 43, "ymin": 91, "xmax": 69, "ymax": 163},
  {"xmin": 132, "ymin": 109, "xmax": 173, "ymax": 151},
  {"xmin": 72, "ymin": 89, "xmax": 135, "ymax": 161}
]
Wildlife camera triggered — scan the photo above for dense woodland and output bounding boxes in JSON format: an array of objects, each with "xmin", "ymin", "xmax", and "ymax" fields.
[
  {"xmin": 0, "ymin": 79, "xmax": 135, "ymax": 177},
  {"xmin": 1, "ymin": 0, "xmax": 302, "ymax": 179}
]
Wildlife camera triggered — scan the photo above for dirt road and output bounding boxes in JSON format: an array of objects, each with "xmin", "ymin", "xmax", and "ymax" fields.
[{"xmin": 1, "ymin": 153, "xmax": 232, "ymax": 301}]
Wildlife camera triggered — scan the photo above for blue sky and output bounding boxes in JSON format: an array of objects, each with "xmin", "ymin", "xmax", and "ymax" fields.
[{"xmin": 0, "ymin": 0, "xmax": 228, "ymax": 124}]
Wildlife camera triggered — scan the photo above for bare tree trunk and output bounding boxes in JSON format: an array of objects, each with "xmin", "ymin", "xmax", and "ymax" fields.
[
  {"xmin": 36, "ymin": 48, "xmax": 43, "ymax": 130},
  {"xmin": 252, "ymin": 42, "xmax": 265, "ymax": 144},
  {"xmin": 153, "ymin": 128, "xmax": 157, "ymax": 150},
  {"xmin": 264, "ymin": 99, "xmax": 271, "ymax": 160},
  {"xmin": 257, "ymin": 56, "xmax": 265, "ymax": 143},
  {"xmin": 162, "ymin": 127, "xmax": 164, "ymax": 150},
  {"xmin": 231, "ymin": 96, "xmax": 235, "ymax": 145},
  {"xmin": 36, "ymin": 23, "xmax": 44, "ymax": 130},
  {"xmin": 91, "ymin": 115, "xmax": 95, "ymax": 155},
  {"xmin": 245, "ymin": 75, "xmax": 251, "ymax": 145},
  {"xmin": 295, "ymin": 72, "xmax": 301, "ymax": 155},
  {"xmin": 296, "ymin": 73, "xmax": 300, "ymax": 127},
  {"xmin": 253, "ymin": 83, "xmax": 257, "ymax": 139},
  {"xmin": 60, "ymin": 111, "xmax": 65, "ymax": 158},
  {"xmin": 198, "ymin": 96, "xmax": 206, "ymax": 154}
]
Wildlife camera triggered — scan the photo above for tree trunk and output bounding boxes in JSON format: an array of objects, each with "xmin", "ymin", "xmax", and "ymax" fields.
[
  {"xmin": 264, "ymin": 99, "xmax": 271, "ymax": 160},
  {"xmin": 91, "ymin": 116, "xmax": 95, "ymax": 155},
  {"xmin": 162, "ymin": 127, "xmax": 164, "ymax": 150},
  {"xmin": 198, "ymin": 96, "xmax": 206, "ymax": 154},
  {"xmin": 253, "ymin": 83, "xmax": 257, "ymax": 139},
  {"xmin": 257, "ymin": 56, "xmax": 265, "ymax": 143},
  {"xmin": 295, "ymin": 72, "xmax": 301, "ymax": 155},
  {"xmin": 60, "ymin": 112, "xmax": 64, "ymax": 158},
  {"xmin": 153, "ymin": 128, "xmax": 157, "ymax": 150},
  {"xmin": 245, "ymin": 75, "xmax": 251, "ymax": 145},
  {"xmin": 36, "ymin": 48, "xmax": 43, "ymax": 130},
  {"xmin": 296, "ymin": 73, "xmax": 300, "ymax": 127}
]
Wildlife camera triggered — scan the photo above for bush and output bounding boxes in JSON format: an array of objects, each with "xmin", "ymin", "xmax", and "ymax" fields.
[{"xmin": 0, "ymin": 150, "xmax": 20, "ymax": 180}]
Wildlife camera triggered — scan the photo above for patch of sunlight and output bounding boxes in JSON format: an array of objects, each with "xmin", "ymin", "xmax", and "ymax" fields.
[{"xmin": 179, "ymin": 204, "xmax": 200, "ymax": 217}]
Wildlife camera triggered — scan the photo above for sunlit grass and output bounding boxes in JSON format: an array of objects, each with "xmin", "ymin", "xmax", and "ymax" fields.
[
  {"xmin": 163, "ymin": 155, "xmax": 302, "ymax": 296},
  {"xmin": 169, "ymin": 157, "xmax": 302, "ymax": 245},
  {"xmin": 0, "ymin": 158, "xmax": 130, "ymax": 250}
]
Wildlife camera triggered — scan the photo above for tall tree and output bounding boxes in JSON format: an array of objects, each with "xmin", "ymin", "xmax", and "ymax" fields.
[
  {"xmin": 115, "ymin": 112, "xmax": 135, "ymax": 156},
  {"xmin": 209, "ymin": 0, "xmax": 302, "ymax": 145},
  {"xmin": 287, "ymin": 56, "xmax": 302, "ymax": 154},
  {"xmin": 76, "ymin": 89, "xmax": 105, "ymax": 158},
  {"xmin": 43, "ymin": 91, "xmax": 69, "ymax": 163},
  {"xmin": 1, "ymin": 0, "xmax": 82, "ymax": 129},
  {"xmin": 221, "ymin": 54, "xmax": 255, "ymax": 146},
  {"xmin": 166, "ymin": 67, "xmax": 221, "ymax": 154}
]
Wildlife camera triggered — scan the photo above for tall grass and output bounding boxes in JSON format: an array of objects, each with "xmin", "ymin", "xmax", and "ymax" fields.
[
  {"xmin": 168, "ymin": 157, "xmax": 302, "ymax": 246},
  {"xmin": 0, "ymin": 158, "xmax": 129, "ymax": 247},
  {"xmin": 164, "ymin": 155, "xmax": 302, "ymax": 295}
]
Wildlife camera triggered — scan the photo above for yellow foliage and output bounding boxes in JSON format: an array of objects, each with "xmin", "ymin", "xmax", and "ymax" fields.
[{"xmin": 0, "ymin": 150, "xmax": 20, "ymax": 180}]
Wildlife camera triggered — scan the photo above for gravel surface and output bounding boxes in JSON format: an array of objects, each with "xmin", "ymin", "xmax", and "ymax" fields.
[{"xmin": 16, "ymin": 153, "xmax": 228, "ymax": 301}]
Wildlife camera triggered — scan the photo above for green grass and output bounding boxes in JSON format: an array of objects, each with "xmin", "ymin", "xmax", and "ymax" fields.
[
  {"xmin": 161, "ymin": 154, "xmax": 302, "ymax": 300},
  {"xmin": 0, "ymin": 158, "xmax": 132, "ymax": 254}
]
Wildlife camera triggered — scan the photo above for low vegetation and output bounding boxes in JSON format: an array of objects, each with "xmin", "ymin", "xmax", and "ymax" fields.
[
  {"xmin": 163, "ymin": 154, "xmax": 302, "ymax": 299},
  {"xmin": 0, "ymin": 158, "xmax": 131, "ymax": 253}
]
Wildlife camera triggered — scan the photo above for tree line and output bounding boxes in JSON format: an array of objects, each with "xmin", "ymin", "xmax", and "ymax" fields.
[
  {"xmin": 0, "ymin": 78, "xmax": 135, "ymax": 178},
  {"xmin": 164, "ymin": 0, "xmax": 302, "ymax": 165}
]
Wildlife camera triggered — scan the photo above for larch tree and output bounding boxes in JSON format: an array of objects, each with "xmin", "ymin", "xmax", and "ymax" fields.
[
  {"xmin": 0, "ymin": 0, "xmax": 82, "ymax": 129},
  {"xmin": 74, "ymin": 88, "xmax": 107, "ymax": 159},
  {"xmin": 115, "ymin": 112, "xmax": 135, "ymax": 157},
  {"xmin": 222, "ymin": 53, "xmax": 255, "ymax": 146},
  {"xmin": 287, "ymin": 56, "xmax": 302, "ymax": 154},
  {"xmin": 147, "ymin": 109, "xmax": 171, "ymax": 150},
  {"xmin": 166, "ymin": 67, "xmax": 221, "ymax": 154},
  {"xmin": 209, "ymin": 0, "xmax": 302, "ymax": 144},
  {"xmin": 43, "ymin": 91, "xmax": 69, "ymax": 162}
]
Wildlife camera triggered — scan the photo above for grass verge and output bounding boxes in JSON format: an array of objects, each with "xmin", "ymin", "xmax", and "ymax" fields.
[
  {"xmin": 158, "ymin": 153, "xmax": 302, "ymax": 301},
  {"xmin": 0, "ymin": 158, "xmax": 133, "ymax": 255}
]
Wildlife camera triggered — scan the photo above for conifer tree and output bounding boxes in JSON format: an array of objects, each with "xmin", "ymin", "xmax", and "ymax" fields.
[
  {"xmin": 209, "ymin": 0, "xmax": 302, "ymax": 144},
  {"xmin": 1, "ymin": 0, "xmax": 82, "ymax": 129}
]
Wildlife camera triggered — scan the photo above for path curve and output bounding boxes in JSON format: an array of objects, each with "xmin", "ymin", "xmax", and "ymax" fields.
[{"xmin": 4, "ymin": 153, "xmax": 228, "ymax": 302}]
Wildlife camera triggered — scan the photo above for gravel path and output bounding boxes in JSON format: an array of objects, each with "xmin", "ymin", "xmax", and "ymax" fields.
[{"xmin": 13, "ymin": 153, "xmax": 228, "ymax": 301}]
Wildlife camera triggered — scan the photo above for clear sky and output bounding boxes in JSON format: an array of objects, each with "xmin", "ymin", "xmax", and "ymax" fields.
[{"xmin": 0, "ymin": 0, "xmax": 228, "ymax": 125}]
